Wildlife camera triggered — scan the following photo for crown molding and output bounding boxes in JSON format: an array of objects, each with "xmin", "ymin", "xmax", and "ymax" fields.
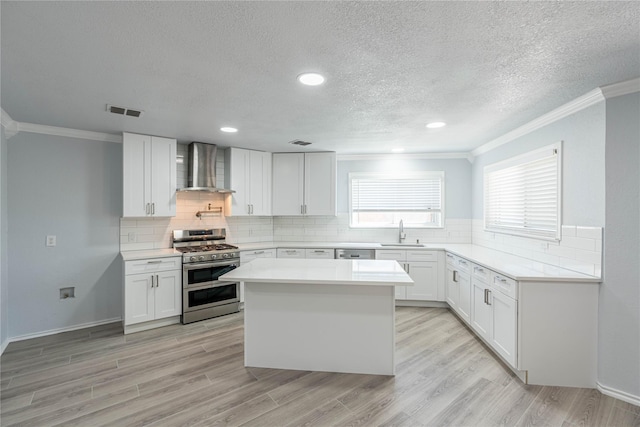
[
  {"xmin": 600, "ymin": 77, "xmax": 640, "ymax": 99},
  {"xmin": 16, "ymin": 122, "xmax": 122, "ymax": 143},
  {"xmin": 1, "ymin": 109, "xmax": 19, "ymax": 139},
  {"xmin": 472, "ymin": 88, "xmax": 605, "ymax": 157},
  {"xmin": 337, "ymin": 152, "xmax": 473, "ymax": 162}
]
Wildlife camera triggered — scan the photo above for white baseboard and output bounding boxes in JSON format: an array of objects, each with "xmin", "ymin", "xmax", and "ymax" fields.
[
  {"xmin": 5, "ymin": 317, "xmax": 122, "ymax": 346},
  {"xmin": 597, "ymin": 381, "xmax": 640, "ymax": 406}
]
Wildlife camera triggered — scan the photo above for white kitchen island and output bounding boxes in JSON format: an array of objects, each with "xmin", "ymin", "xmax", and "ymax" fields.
[{"xmin": 220, "ymin": 258, "xmax": 413, "ymax": 376}]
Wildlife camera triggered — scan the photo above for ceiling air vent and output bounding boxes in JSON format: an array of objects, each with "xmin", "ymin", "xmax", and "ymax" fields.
[
  {"xmin": 106, "ymin": 104, "xmax": 144, "ymax": 118},
  {"xmin": 289, "ymin": 140, "xmax": 312, "ymax": 146}
]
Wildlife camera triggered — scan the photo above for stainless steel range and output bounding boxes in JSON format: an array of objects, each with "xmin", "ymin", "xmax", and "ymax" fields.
[{"xmin": 172, "ymin": 229, "xmax": 240, "ymax": 324}]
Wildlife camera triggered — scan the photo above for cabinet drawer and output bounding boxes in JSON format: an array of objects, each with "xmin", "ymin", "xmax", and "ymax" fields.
[
  {"xmin": 240, "ymin": 249, "xmax": 276, "ymax": 262},
  {"xmin": 456, "ymin": 257, "xmax": 471, "ymax": 273},
  {"xmin": 375, "ymin": 250, "xmax": 406, "ymax": 261},
  {"xmin": 491, "ymin": 273, "xmax": 517, "ymax": 299},
  {"xmin": 472, "ymin": 263, "xmax": 491, "ymax": 283},
  {"xmin": 305, "ymin": 249, "xmax": 334, "ymax": 259},
  {"xmin": 407, "ymin": 250, "xmax": 438, "ymax": 262},
  {"xmin": 125, "ymin": 257, "xmax": 181, "ymax": 275},
  {"xmin": 445, "ymin": 252, "xmax": 456, "ymax": 266},
  {"xmin": 277, "ymin": 248, "xmax": 305, "ymax": 258}
]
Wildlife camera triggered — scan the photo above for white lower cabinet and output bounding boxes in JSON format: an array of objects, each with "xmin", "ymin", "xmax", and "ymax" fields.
[
  {"xmin": 239, "ymin": 249, "xmax": 277, "ymax": 302},
  {"xmin": 123, "ymin": 256, "xmax": 182, "ymax": 334},
  {"xmin": 470, "ymin": 262, "xmax": 518, "ymax": 368},
  {"xmin": 305, "ymin": 248, "xmax": 334, "ymax": 259},
  {"xmin": 376, "ymin": 250, "xmax": 442, "ymax": 301},
  {"xmin": 277, "ymin": 248, "xmax": 306, "ymax": 258},
  {"xmin": 445, "ymin": 253, "xmax": 470, "ymax": 322}
]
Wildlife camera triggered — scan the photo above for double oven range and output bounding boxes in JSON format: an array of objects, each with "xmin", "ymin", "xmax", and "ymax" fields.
[{"xmin": 172, "ymin": 229, "xmax": 240, "ymax": 324}]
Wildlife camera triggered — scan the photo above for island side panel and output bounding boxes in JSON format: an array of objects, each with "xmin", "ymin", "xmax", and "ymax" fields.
[{"xmin": 244, "ymin": 281, "xmax": 396, "ymax": 375}]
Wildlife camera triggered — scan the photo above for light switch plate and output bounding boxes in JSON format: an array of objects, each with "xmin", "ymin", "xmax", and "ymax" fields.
[{"xmin": 46, "ymin": 235, "xmax": 56, "ymax": 247}]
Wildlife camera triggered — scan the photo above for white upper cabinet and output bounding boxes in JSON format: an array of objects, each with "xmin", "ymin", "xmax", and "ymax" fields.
[
  {"xmin": 123, "ymin": 132, "xmax": 177, "ymax": 217},
  {"xmin": 272, "ymin": 152, "xmax": 336, "ymax": 216},
  {"xmin": 225, "ymin": 148, "xmax": 272, "ymax": 216}
]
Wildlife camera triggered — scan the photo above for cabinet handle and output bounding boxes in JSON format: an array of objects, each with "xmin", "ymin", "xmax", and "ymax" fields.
[
  {"xmin": 251, "ymin": 204, "xmax": 254, "ymax": 214},
  {"xmin": 459, "ymin": 260, "xmax": 467, "ymax": 265},
  {"xmin": 475, "ymin": 267, "xmax": 484, "ymax": 272},
  {"xmin": 313, "ymin": 250, "xmax": 325, "ymax": 253},
  {"xmin": 405, "ymin": 264, "xmax": 410, "ymax": 274},
  {"xmin": 147, "ymin": 260, "xmax": 162, "ymax": 264},
  {"xmin": 453, "ymin": 270, "xmax": 459, "ymax": 282},
  {"xmin": 301, "ymin": 205, "xmax": 304, "ymax": 214},
  {"xmin": 495, "ymin": 276, "xmax": 507, "ymax": 283},
  {"xmin": 146, "ymin": 203, "xmax": 150, "ymax": 214},
  {"xmin": 486, "ymin": 289, "xmax": 491, "ymax": 305},
  {"xmin": 304, "ymin": 204, "xmax": 307, "ymax": 214},
  {"xmin": 151, "ymin": 203, "xmax": 155, "ymax": 214},
  {"xmin": 254, "ymin": 251, "xmax": 264, "ymax": 255},
  {"xmin": 484, "ymin": 288, "xmax": 488, "ymax": 304},
  {"xmin": 151, "ymin": 275, "xmax": 155, "ymax": 288},
  {"xmin": 446, "ymin": 254, "xmax": 454, "ymax": 259},
  {"xmin": 156, "ymin": 275, "xmax": 159, "ymax": 287}
]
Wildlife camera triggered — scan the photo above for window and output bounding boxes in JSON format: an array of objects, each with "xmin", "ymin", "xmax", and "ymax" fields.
[
  {"xmin": 349, "ymin": 171, "xmax": 445, "ymax": 228},
  {"xmin": 484, "ymin": 142, "xmax": 562, "ymax": 240}
]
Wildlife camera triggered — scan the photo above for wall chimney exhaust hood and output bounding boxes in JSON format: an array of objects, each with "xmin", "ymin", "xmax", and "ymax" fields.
[{"xmin": 178, "ymin": 142, "xmax": 235, "ymax": 193}]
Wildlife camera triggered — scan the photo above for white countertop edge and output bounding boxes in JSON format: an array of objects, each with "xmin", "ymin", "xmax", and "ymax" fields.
[
  {"xmin": 242, "ymin": 278, "xmax": 412, "ymax": 286},
  {"xmin": 121, "ymin": 248, "xmax": 181, "ymax": 261}
]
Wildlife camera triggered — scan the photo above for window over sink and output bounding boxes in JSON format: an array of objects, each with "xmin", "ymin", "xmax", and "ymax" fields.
[{"xmin": 349, "ymin": 171, "xmax": 445, "ymax": 228}]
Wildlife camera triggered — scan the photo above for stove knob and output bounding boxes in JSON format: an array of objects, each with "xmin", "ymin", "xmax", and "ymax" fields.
[
  {"xmin": 211, "ymin": 254, "xmax": 218, "ymax": 260},
  {"xmin": 222, "ymin": 253, "xmax": 230, "ymax": 259},
  {"xmin": 189, "ymin": 256, "xmax": 197, "ymax": 262},
  {"xmin": 198, "ymin": 256, "xmax": 205, "ymax": 261}
]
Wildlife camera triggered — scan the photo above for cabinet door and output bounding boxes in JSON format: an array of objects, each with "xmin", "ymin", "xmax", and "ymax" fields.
[
  {"xmin": 471, "ymin": 279, "xmax": 492, "ymax": 341},
  {"xmin": 272, "ymin": 153, "xmax": 304, "ymax": 215},
  {"xmin": 154, "ymin": 269, "xmax": 182, "ymax": 320},
  {"xmin": 491, "ymin": 290, "xmax": 517, "ymax": 367},
  {"xmin": 150, "ymin": 136, "xmax": 177, "ymax": 217},
  {"xmin": 406, "ymin": 262, "xmax": 438, "ymax": 301},
  {"xmin": 304, "ymin": 152, "xmax": 336, "ymax": 216},
  {"xmin": 457, "ymin": 270, "xmax": 471, "ymax": 323},
  {"xmin": 123, "ymin": 133, "xmax": 151, "ymax": 217},
  {"xmin": 225, "ymin": 148, "xmax": 250, "ymax": 216},
  {"xmin": 124, "ymin": 273, "xmax": 154, "ymax": 325},
  {"xmin": 445, "ymin": 264, "xmax": 458, "ymax": 309},
  {"xmin": 250, "ymin": 151, "xmax": 272, "ymax": 216}
]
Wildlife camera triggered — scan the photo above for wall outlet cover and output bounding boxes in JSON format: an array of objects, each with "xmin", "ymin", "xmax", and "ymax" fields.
[{"xmin": 46, "ymin": 235, "xmax": 57, "ymax": 247}]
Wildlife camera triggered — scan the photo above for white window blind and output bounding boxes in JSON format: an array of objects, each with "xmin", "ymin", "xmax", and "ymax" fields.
[
  {"xmin": 349, "ymin": 171, "xmax": 444, "ymax": 228},
  {"xmin": 484, "ymin": 142, "xmax": 562, "ymax": 240}
]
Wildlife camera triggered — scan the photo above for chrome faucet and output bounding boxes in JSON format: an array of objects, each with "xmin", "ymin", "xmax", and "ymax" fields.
[{"xmin": 398, "ymin": 219, "xmax": 406, "ymax": 243}]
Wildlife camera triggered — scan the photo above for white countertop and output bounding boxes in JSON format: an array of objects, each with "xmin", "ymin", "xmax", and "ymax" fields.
[
  {"xmin": 220, "ymin": 258, "xmax": 414, "ymax": 286},
  {"xmin": 120, "ymin": 248, "xmax": 181, "ymax": 261},
  {"xmin": 121, "ymin": 241, "xmax": 600, "ymax": 283}
]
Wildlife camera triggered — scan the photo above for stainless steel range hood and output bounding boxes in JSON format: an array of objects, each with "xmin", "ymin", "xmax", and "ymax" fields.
[{"xmin": 178, "ymin": 142, "xmax": 235, "ymax": 193}]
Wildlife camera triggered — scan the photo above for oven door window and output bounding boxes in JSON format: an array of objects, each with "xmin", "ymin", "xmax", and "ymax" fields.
[
  {"xmin": 188, "ymin": 284, "xmax": 238, "ymax": 308},
  {"xmin": 188, "ymin": 264, "xmax": 238, "ymax": 285}
]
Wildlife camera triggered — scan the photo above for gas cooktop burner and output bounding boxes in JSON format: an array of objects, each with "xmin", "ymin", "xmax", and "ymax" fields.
[
  {"xmin": 176, "ymin": 243, "xmax": 238, "ymax": 253},
  {"xmin": 172, "ymin": 229, "xmax": 240, "ymax": 263}
]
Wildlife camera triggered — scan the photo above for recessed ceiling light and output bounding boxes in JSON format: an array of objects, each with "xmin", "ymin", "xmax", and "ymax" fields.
[
  {"xmin": 220, "ymin": 127, "xmax": 238, "ymax": 133},
  {"xmin": 391, "ymin": 148, "xmax": 405, "ymax": 153},
  {"xmin": 426, "ymin": 121, "xmax": 446, "ymax": 129},
  {"xmin": 297, "ymin": 72, "xmax": 325, "ymax": 86}
]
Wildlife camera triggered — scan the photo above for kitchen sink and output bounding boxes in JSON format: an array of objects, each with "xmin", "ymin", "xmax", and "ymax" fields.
[{"xmin": 380, "ymin": 243, "xmax": 425, "ymax": 247}]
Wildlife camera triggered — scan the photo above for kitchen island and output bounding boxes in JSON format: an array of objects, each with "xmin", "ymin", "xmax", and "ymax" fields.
[{"xmin": 220, "ymin": 258, "xmax": 413, "ymax": 375}]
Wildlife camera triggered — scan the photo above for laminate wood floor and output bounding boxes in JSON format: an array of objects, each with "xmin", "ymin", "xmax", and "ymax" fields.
[{"xmin": 1, "ymin": 307, "xmax": 638, "ymax": 426}]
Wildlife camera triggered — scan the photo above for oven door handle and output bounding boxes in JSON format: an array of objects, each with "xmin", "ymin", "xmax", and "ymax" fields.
[{"xmin": 182, "ymin": 261, "xmax": 239, "ymax": 272}]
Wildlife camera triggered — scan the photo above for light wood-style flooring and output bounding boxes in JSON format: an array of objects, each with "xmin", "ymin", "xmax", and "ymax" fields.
[{"xmin": 1, "ymin": 307, "xmax": 638, "ymax": 426}]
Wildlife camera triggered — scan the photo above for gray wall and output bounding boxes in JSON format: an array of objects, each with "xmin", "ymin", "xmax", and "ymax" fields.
[
  {"xmin": 471, "ymin": 102, "xmax": 606, "ymax": 226},
  {"xmin": 7, "ymin": 133, "xmax": 122, "ymax": 338},
  {"xmin": 1, "ymin": 127, "xmax": 8, "ymax": 350},
  {"xmin": 601, "ymin": 92, "xmax": 640, "ymax": 398},
  {"xmin": 338, "ymin": 158, "xmax": 472, "ymax": 218}
]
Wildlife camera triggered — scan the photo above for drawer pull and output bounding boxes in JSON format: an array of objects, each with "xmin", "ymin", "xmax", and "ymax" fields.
[
  {"xmin": 474, "ymin": 267, "xmax": 484, "ymax": 272},
  {"xmin": 495, "ymin": 276, "xmax": 507, "ymax": 283},
  {"xmin": 254, "ymin": 251, "xmax": 265, "ymax": 255},
  {"xmin": 147, "ymin": 260, "xmax": 163, "ymax": 264},
  {"xmin": 313, "ymin": 250, "xmax": 325, "ymax": 253},
  {"xmin": 453, "ymin": 270, "xmax": 459, "ymax": 282}
]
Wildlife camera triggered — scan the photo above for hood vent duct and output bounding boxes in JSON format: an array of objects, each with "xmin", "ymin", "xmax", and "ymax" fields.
[{"xmin": 178, "ymin": 142, "xmax": 234, "ymax": 193}]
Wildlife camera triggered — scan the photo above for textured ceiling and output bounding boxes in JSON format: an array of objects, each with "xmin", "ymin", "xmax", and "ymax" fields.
[{"xmin": 1, "ymin": 1, "xmax": 639, "ymax": 154}]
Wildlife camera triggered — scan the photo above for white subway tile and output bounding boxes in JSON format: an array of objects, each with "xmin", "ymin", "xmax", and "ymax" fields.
[
  {"xmin": 562, "ymin": 236, "xmax": 596, "ymax": 251},
  {"xmin": 576, "ymin": 226, "xmax": 602, "ymax": 240}
]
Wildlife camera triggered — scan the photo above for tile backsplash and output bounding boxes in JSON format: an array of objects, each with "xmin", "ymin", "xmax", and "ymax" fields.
[
  {"xmin": 471, "ymin": 219, "xmax": 603, "ymax": 277},
  {"xmin": 273, "ymin": 215, "xmax": 472, "ymax": 244}
]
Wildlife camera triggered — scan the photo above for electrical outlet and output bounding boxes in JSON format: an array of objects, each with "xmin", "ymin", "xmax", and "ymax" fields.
[
  {"xmin": 46, "ymin": 235, "xmax": 56, "ymax": 247},
  {"xmin": 60, "ymin": 287, "xmax": 75, "ymax": 299}
]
